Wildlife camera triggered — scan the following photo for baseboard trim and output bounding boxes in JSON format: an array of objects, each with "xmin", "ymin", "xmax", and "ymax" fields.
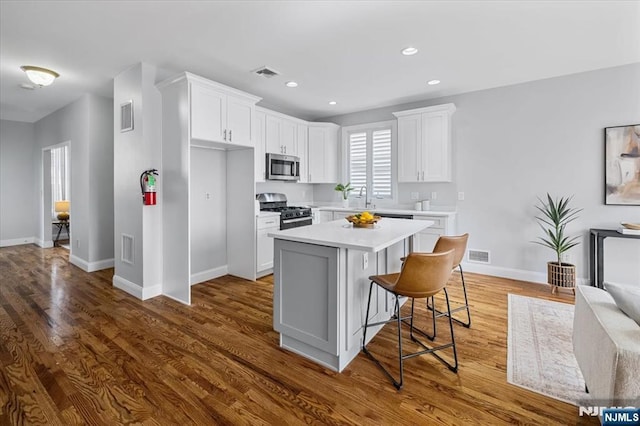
[
  {"xmin": 461, "ymin": 262, "xmax": 588, "ymax": 286},
  {"xmin": 191, "ymin": 265, "xmax": 228, "ymax": 285},
  {"xmin": 36, "ymin": 239, "xmax": 54, "ymax": 248},
  {"xmin": 1, "ymin": 237, "xmax": 35, "ymax": 247},
  {"xmin": 113, "ymin": 275, "xmax": 162, "ymax": 300},
  {"xmin": 69, "ymin": 255, "xmax": 115, "ymax": 273}
]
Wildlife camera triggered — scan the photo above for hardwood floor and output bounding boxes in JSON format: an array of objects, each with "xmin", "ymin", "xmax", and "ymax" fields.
[{"xmin": 0, "ymin": 244, "xmax": 597, "ymax": 425}]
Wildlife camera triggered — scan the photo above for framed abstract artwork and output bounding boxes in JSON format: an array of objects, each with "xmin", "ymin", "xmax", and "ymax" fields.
[{"xmin": 605, "ymin": 124, "xmax": 640, "ymax": 205}]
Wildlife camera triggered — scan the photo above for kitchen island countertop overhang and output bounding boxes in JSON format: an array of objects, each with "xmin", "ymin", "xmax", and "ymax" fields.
[{"xmin": 268, "ymin": 217, "xmax": 434, "ymax": 252}]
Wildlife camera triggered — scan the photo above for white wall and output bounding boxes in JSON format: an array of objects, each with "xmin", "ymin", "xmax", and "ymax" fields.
[
  {"xmin": 113, "ymin": 62, "xmax": 163, "ymax": 297},
  {"xmin": 33, "ymin": 94, "xmax": 114, "ymax": 270},
  {"xmin": 89, "ymin": 96, "xmax": 115, "ymax": 262},
  {"xmin": 0, "ymin": 120, "xmax": 36, "ymax": 245},
  {"xmin": 322, "ymin": 63, "xmax": 640, "ymax": 284},
  {"xmin": 190, "ymin": 147, "xmax": 227, "ymax": 275}
]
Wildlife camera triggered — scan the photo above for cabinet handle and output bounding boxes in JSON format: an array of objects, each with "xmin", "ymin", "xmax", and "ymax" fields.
[
  {"xmin": 417, "ymin": 172, "xmax": 420, "ymax": 181},
  {"xmin": 284, "ymin": 146, "xmax": 287, "ymax": 154},
  {"xmin": 229, "ymin": 130, "xmax": 232, "ymax": 141},
  {"xmin": 224, "ymin": 129, "xmax": 227, "ymax": 141},
  {"xmin": 421, "ymin": 171, "xmax": 424, "ymax": 180}
]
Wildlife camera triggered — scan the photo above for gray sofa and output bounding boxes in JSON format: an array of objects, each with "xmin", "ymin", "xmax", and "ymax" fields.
[{"xmin": 572, "ymin": 284, "xmax": 640, "ymax": 407}]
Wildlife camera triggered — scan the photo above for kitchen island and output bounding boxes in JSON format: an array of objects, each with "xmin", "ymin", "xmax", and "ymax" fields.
[{"xmin": 268, "ymin": 218, "xmax": 433, "ymax": 372}]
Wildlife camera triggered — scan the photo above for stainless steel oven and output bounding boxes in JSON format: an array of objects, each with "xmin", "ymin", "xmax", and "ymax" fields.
[{"xmin": 266, "ymin": 153, "xmax": 300, "ymax": 181}]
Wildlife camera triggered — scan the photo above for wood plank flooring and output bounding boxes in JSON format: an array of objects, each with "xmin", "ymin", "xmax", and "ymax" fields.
[{"xmin": 0, "ymin": 244, "xmax": 598, "ymax": 425}]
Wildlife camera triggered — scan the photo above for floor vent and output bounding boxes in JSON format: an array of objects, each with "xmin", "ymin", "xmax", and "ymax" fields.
[
  {"xmin": 252, "ymin": 66, "xmax": 281, "ymax": 78},
  {"xmin": 121, "ymin": 234, "xmax": 134, "ymax": 265},
  {"xmin": 468, "ymin": 249, "xmax": 490, "ymax": 264}
]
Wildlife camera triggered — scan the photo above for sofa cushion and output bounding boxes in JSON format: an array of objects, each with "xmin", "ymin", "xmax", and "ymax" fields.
[{"xmin": 604, "ymin": 281, "xmax": 640, "ymax": 325}]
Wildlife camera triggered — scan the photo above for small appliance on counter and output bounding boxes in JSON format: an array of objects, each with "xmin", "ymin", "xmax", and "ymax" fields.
[{"xmin": 257, "ymin": 193, "xmax": 312, "ymax": 229}]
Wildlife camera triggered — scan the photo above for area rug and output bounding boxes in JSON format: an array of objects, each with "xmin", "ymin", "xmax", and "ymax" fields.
[{"xmin": 507, "ymin": 294, "xmax": 588, "ymax": 405}]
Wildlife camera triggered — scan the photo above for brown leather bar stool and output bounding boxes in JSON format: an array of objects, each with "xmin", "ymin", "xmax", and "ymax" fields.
[
  {"xmin": 426, "ymin": 234, "xmax": 471, "ymax": 328},
  {"xmin": 362, "ymin": 249, "xmax": 458, "ymax": 390}
]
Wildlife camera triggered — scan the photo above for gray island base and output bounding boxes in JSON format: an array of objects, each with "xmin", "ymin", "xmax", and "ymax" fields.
[{"xmin": 269, "ymin": 218, "xmax": 434, "ymax": 372}]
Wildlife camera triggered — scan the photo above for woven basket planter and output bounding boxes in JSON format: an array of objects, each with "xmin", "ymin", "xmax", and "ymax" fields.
[{"xmin": 547, "ymin": 261, "xmax": 576, "ymax": 294}]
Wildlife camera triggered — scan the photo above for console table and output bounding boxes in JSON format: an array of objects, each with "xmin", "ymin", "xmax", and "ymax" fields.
[
  {"xmin": 53, "ymin": 220, "xmax": 70, "ymax": 246},
  {"xmin": 589, "ymin": 228, "xmax": 640, "ymax": 289}
]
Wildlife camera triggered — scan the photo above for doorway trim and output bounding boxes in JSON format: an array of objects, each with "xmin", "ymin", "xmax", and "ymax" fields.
[{"xmin": 38, "ymin": 140, "xmax": 71, "ymax": 250}]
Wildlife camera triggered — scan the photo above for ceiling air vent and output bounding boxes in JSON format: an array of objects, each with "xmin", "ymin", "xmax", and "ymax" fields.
[
  {"xmin": 468, "ymin": 249, "xmax": 490, "ymax": 264},
  {"xmin": 252, "ymin": 66, "xmax": 281, "ymax": 78}
]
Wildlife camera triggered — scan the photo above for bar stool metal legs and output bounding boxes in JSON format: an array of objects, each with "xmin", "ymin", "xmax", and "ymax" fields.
[
  {"xmin": 362, "ymin": 282, "xmax": 459, "ymax": 390},
  {"xmin": 427, "ymin": 264, "xmax": 471, "ymax": 328}
]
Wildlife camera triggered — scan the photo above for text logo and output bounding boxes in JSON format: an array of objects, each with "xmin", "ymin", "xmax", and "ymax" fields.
[{"xmin": 602, "ymin": 408, "xmax": 640, "ymax": 425}]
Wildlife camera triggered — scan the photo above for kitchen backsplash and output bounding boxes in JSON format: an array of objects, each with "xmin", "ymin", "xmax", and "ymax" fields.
[{"xmin": 256, "ymin": 182, "xmax": 314, "ymax": 202}]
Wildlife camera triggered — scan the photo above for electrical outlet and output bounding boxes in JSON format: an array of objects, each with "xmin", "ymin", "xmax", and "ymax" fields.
[
  {"xmin": 205, "ymin": 192, "xmax": 211, "ymax": 200},
  {"xmin": 561, "ymin": 253, "xmax": 572, "ymax": 263},
  {"xmin": 363, "ymin": 252, "xmax": 369, "ymax": 269},
  {"xmin": 431, "ymin": 191, "xmax": 437, "ymax": 200},
  {"xmin": 458, "ymin": 192, "xmax": 465, "ymax": 201},
  {"xmin": 410, "ymin": 192, "xmax": 419, "ymax": 200}
]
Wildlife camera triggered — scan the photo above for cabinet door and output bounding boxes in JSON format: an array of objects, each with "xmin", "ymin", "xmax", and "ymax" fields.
[
  {"xmin": 190, "ymin": 84, "xmax": 225, "ymax": 142},
  {"xmin": 281, "ymin": 119, "xmax": 297, "ymax": 155},
  {"xmin": 422, "ymin": 111, "xmax": 451, "ymax": 182},
  {"xmin": 308, "ymin": 126, "xmax": 326, "ymax": 183},
  {"xmin": 227, "ymin": 96, "xmax": 254, "ymax": 146},
  {"xmin": 397, "ymin": 114, "xmax": 422, "ymax": 182},
  {"xmin": 324, "ymin": 127, "xmax": 339, "ymax": 183},
  {"xmin": 256, "ymin": 227, "xmax": 277, "ymax": 272},
  {"xmin": 255, "ymin": 111, "xmax": 266, "ymax": 182},
  {"xmin": 297, "ymin": 124, "xmax": 309, "ymax": 183},
  {"xmin": 265, "ymin": 114, "xmax": 283, "ymax": 154}
]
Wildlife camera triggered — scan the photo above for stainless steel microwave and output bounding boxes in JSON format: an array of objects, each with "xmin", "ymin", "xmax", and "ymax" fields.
[{"xmin": 266, "ymin": 153, "xmax": 300, "ymax": 181}]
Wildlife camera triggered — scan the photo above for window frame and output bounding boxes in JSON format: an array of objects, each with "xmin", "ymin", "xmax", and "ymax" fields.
[{"xmin": 341, "ymin": 120, "xmax": 397, "ymax": 203}]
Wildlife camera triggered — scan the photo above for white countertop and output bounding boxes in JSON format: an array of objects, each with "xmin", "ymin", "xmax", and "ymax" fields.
[
  {"xmin": 317, "ymin": 206, "xmax": 456, "ymax": 217},
  {"xmin": 268, "ymin": 218, "xmax": 433, "ymax": 252}
]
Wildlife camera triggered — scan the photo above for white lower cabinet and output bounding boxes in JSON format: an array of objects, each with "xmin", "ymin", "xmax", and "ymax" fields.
[
  {"xmin": 412, "ymin": 215, "xmax": 457, "ymax": 252},
  {"xmin": 256, "ymin": 215, "xmax": 279, "ymax": 276}
]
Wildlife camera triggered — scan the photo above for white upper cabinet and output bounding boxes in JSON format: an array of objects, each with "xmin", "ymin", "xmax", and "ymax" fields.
[
  {"xmin": 308, "ymin": 123, "xmax": 339, "ymax": 183},
  {"xmin": 265, "ymin": 113, "xmax": 297, "ymax": 155},
  {"xmin": 393, "ymin": 103, "xmax": 456, "ymax": 182},
  {"xmin": 297, "ymin": 123, "xmax": 309, "ymax": 183},
  {"xmin": 255, "ymin": 110, "xmax": 266, "ymax": 182},
  {"xmin": 189, "ymin": 77, "xmax": 260, "ymax": 147}
]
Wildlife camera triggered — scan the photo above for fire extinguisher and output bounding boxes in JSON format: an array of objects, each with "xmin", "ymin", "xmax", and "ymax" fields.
[{"xmin": 140, "ymin": 169, "xmax": 158, "ymax": 205}]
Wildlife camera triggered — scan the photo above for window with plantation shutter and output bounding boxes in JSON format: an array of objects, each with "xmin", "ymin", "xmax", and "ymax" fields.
[{"xmin": 346, "ymin": 123, "xmax": 394, "ymax": 200}]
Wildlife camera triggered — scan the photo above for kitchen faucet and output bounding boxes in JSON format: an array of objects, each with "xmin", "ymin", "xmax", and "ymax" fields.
[{"xmin": 359, "ymin": 186, "xmax": 372, "ymax": 208}]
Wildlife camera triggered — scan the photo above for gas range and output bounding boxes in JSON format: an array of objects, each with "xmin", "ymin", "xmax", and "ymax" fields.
[{"xmin": 257, "ymin": 193, "xmax": 313, "ymax": 230}]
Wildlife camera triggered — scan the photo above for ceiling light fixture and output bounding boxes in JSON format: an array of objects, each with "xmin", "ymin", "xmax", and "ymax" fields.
[
  {"xmin": 427, "ymin": 79, "xmax": 441, "ymax": 85},
  {"xmin": 329, "ymin": 101, "xmax": 337, "ymax": 105},
  {"xmin": 401, "ymin": 47, "xmax": 418, "ymax": 56},
  {"xmin": 285, "ymin": 81, "xmax": 298, "ymax": 88},
  {"xmin": 20, "ymin": 65, "xmax": 60, "ymax": 87}
]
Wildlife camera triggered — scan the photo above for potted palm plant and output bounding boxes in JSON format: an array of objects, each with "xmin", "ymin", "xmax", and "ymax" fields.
[
  {"xmin": 533, "ymin": 194, "xmax": 582, "ymax": 294},
  {"xmin": 335, "ymin": 182, "xmax": 353, "ymax": 208}
]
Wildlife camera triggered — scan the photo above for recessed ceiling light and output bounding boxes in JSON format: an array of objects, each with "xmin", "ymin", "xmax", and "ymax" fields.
[
  {"xmin": 20, "ymin": 65, "xmax": 59, "ymax": 86},
  {"xmin": 401, "ymin": 47, "xmax": 418, "ymax": 56},
  {"xmin": 285, "ymin": 81, "xmax": 298, "ymax": 88},
  {"xmin": 427, "ymin": 79, "xmax": 441, "ymax": 85},
  {"xmin": 329, "ymin": 101, "xmax": 337, "ymax": 105}
]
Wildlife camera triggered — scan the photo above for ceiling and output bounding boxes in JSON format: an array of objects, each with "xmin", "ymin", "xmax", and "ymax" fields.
[{"xmin": 1, "ymin": 1, "xmax": 639, "ymax": 123}]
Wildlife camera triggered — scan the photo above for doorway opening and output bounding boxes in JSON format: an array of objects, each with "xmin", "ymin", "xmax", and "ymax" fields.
[{"xmin": 41, "ymin": 141, "xmax": 71, "ymax": 251}]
